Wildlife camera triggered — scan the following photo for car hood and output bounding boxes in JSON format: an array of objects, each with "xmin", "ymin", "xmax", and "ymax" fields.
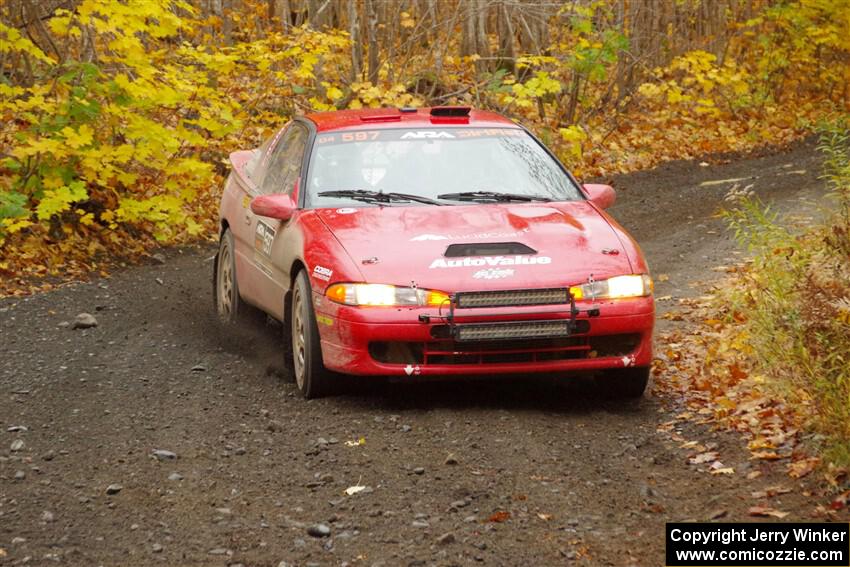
[{"xmin": 316, "ymin": 202, "xmax": 634, "ymax": 291}]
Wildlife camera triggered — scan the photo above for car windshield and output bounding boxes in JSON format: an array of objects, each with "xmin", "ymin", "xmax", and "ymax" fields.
[{"xmin": 305, "ymin": 128, "xmax": 583, "ymax": 207}]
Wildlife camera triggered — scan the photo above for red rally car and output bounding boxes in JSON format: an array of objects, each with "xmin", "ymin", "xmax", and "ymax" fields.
[{"xmin": 214, "ymin": 107, "xmax": 654, "ymax": 398}]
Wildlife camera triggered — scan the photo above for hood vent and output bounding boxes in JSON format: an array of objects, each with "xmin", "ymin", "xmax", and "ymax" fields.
[{"xmin": 444, "ymin": 242, "xmax": 537, "ymax": 258}]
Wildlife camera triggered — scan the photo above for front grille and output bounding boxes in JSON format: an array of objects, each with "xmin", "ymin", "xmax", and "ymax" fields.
[
  {"xmin": 368, "ymin": 333, "xmax": 641, "ymax": 366},
  {"xmin": 455, "ymin": 320, "xmax": 570, "ymax": 341},
  {"xmin": 455, "ymin": 287, "xmax": 570, "ymax": 309}
]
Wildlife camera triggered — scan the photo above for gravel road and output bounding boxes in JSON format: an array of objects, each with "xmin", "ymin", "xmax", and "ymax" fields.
[{"xmin": 0, "ymin": 140, "xmax": 833, "ymax": 566}]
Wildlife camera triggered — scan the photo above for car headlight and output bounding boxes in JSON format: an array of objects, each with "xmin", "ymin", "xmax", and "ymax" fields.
[
  {"xmin": 569, "ymin": 274, "xmax": 653, "ymax": 300},
  {"xmin": 326, "ymin": 283, "xmax": 450, "ymax": 307}
]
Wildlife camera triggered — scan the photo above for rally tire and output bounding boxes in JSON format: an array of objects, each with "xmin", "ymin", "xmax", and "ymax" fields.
[
  {"xmin": 214, "ymin": 229, "xmax": 256, "ymax": 325},
  {"xmin": 597, "ymin": 366, "xmax": 650, "ymax": 399},
  {"xmin": 291, "ymin": 270, "xmax": 334, "ymax": 398}
]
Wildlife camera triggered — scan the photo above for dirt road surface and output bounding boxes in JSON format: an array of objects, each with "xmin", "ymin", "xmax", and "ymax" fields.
[{"xmin": 0, "ymin": 140, "xmax": 833, "ymax": 566}]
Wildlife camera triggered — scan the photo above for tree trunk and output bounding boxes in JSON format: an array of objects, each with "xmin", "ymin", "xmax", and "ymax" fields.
[
  {"xmin": 349, "ymin": 0, "xmax": 362, "ymax": 81},
  {"xmin": 366, "ymin": 0, "xmax": 379, "ymax": 85},
  {"xmin": 496, "ymin": 1, "xmax": 515, "ymax": 74},
  {"xmin": 269, "ymin": 0, "xmax": 290, "ymax": 31},
  {"xmin": 615, "ymin": 0, "xmax": 627, "ymax": 102}
]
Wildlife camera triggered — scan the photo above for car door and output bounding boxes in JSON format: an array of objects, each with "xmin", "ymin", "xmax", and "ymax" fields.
[
  {"xmin": 245, "ymin": 122, "xmax": 310, "ymax": 318},
  {"xmin": 226, "ymin": 127, "xmax": 284, "ymax": 309}
]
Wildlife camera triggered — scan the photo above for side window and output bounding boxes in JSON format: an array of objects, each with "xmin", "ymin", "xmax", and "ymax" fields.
[
  {"xmin": 260, "ymin": 123, "xmax": 308, "ymax": 195},
  {"xmin": 246, "ymin": 135, "xmax": 275, "ymax": 185}
]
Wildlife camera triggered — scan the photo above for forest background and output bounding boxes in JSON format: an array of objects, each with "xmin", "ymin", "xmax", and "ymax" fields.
[
  {"xmin": 0, "ymin": 0, "xmax": 847, "ymax": 287},
  {"xmin": 2, "ymin": 0, "xmax": 850, "ymax": 475}
]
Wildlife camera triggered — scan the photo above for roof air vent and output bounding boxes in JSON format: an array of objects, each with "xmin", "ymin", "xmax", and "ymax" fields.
[{"xmin": 430, "ymin": 106, "xmax": 471, "ymax": 118}]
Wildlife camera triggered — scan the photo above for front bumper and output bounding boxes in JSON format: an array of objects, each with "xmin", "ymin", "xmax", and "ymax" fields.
[{"xmin": 314, "ymin": 294, "xmax": 654, "ymax": 377}]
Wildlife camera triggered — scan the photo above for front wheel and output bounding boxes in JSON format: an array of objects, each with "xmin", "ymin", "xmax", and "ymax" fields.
[
  {"xmin": 291, "ymin": 270, "xmax": 334, "ymax": 398},
  {"xmin": 597, "ymin": 366, "xmax": 650, "ymax": 399}
]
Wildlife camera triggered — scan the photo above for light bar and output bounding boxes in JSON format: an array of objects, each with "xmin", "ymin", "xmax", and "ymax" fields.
[
  {"xmin": 455, "ymin": 288, "xmax": 570, "ymax": 309},
  {"xmin": 455, "ymin": 320, "xmax": 571, "ymax": 342}
]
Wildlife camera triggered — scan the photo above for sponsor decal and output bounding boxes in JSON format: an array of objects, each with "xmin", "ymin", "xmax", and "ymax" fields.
[
  {"xmin": 429, "ymin": 255, "xmax": 551, "ymax": 269},
  {"xmin": 256, "ymin": 263, "xmax": 273, "ymax": 277},
  {"xmin": 254, "ymin": 221, "xmax": 275, "ymax": 257},
  {"xmin": 473, "ymin": 268, "xmax": 515, "ymax": 280},
  {"xmin": 410, "ymin": 228, "xmax": 529, "ymax": 242},
  {"xmin": 316, "ymin": 314, "xmax": 334, "ymax": 327},
  {"xmin": 312, "ymin": 265, "xmax": 333, "ymax": 281},
  {"xmin": 403, "ymin": 364, "xmax": 421, "ymax": 376},
  {"xmin": 316, "ymin": 131, "xmax": 381, "ymax": 144},
  {"xmin": 241, "ymin": 195, "xmax": 251, "ymax": 209},
  {"xmin": 400, "ymin": 131, "xmax": 455, "ymax": 139},
  {"xmin": 336, "ymin": 208, "xmax": 356, "ymax": 214},
  {"xmin": 410, "ymin": 234, "xmax": 448, "ymax": 241},
  {"xmin": 621, "ymin": 354, "xmax": 636, "ymax": 367}
]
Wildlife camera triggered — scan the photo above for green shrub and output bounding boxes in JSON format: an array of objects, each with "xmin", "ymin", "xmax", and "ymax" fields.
[{"xmin": 721, "ymin": 121, "xmax": 850, "ymax": 464}]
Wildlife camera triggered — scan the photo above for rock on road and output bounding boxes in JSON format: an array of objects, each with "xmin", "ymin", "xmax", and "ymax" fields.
[{"xmin": 0, "ymin": 140, "xmax": 827, "ymax": 566}]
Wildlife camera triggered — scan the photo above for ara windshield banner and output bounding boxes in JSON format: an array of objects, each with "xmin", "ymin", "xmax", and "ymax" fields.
[{"xmin": 666, "ymin": 523, "xmax": 849, "ymax": 566}]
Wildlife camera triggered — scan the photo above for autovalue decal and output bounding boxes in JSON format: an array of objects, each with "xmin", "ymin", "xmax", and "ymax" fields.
[{"xmin": 429, "ymin": 256, "xmax": 551, "ymax": 269}]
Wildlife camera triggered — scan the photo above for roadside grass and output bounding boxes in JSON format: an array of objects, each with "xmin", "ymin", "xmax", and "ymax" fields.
[
  {"xmin": 654, "ymin": 121, "xmax": 850, "ymax": 499},
  {"xmin": 722, "ymin": 122, "xmax": 850, "ymax": 466}
]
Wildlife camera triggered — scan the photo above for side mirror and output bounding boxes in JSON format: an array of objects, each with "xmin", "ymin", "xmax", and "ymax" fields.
[
  {"xmin": 583, "ymin": 183, "xmax": 616, "ymax": 209},
  {"xmin": 250, "ymin": 194, "xmax": 296, "ymax": 221}
]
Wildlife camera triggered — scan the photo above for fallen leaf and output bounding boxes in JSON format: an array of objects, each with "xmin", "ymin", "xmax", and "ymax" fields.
[
  {"xmin": 751, "ymin": 451, "xmax": 783, "ymax": 461},
  {"xmin": 537, "ymin": 513, "xmax": 552, "ymax": 521},
  {"xmin": 344, "ymin": 485, "xmax": 367, "ymax": 496},
  {"xmin": 699, "ymin": 176, "xmax": 749, "ymax": 187},
  {"xmin": 787, "ymin": 457, "xmax": 819, "ymax": 479},
  {"xmin": 711, "ymin": 466, "xmax": 735, "ymax": 475},
  {"xmin": 344, "ymin": 437, "xmax": 366, "ymax": 447},
  {"xmin": 748, "ymin": 437, "xmax": 775, "ymax": 451},
  {"xmin": 728, "ymin": 363, "xmax": 748, "ymax": 381},
  {"xmin": 824, "ymin": 465, "xmax": 847, "ymax": 487},
  {"xmin": 488, "ymin": 510, "xmax": 510, "ymax": 523},
  {"xmin": 748, "ymin": 506, "xmax": 789, "ymax": 519},
  {"xmin": 830, "ymin": 491, "xmax": 848, "ymax": 511},
  {"xmin": 746, "ymin": 470, "xmax": 762, "ymax": 480},
  {"xmin": 689, "ymin": 451, "xmax": 719, "ymax": 465},
  {"xmin": 708, "ymin": 509, "xmax": 728, "ymax": 520},
  {"xmin": 752, "ymin": 486, "xmax": 793, "ymax": 500}
]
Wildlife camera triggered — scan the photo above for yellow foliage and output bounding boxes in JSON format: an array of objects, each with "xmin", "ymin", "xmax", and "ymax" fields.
[
  {"xmin": 0, "ymin": 0, "xmax": 846, "ymax": 297},
  {"xmin": 0, "ymin": 21, "xmax": 55, "ymax": 64},
  {"xmin": 36, "ymin": 183, "xmax": 88, "ymax": 221},
  {"xmin": 558, "ymin": 125, "xmax": 587, "ymax": 163}
]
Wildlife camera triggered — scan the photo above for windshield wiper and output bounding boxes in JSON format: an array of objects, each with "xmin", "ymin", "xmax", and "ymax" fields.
[
  {"xmin": 317, "ymin": 189, "xmax": 444, "ymax": 206},
  {"xmin": 436, "ymin": 190, "xmax": 552, "ymax": 203}
]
